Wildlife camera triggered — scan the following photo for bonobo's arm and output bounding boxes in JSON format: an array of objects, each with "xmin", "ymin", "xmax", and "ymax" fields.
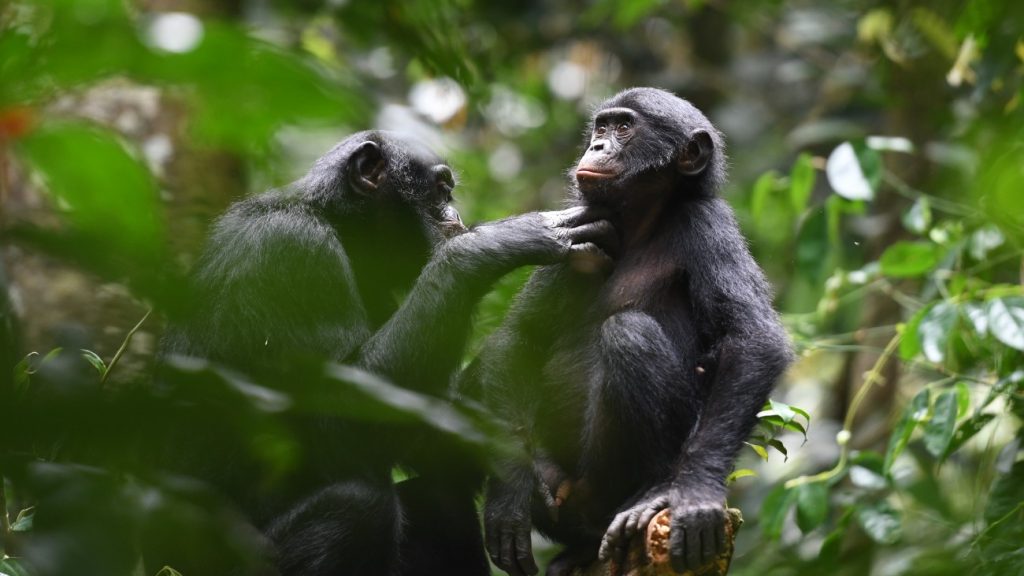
[
  {"xmin": 356, "ymin": 207, "xmax": 612, "ymax": 396},
  {"xmin": 460, "ymin": 264, "xmax": 585, "ymax": 576},
  {"xmin": 599, "ymin": 199, "xmax": 792, "ymax": 573}
]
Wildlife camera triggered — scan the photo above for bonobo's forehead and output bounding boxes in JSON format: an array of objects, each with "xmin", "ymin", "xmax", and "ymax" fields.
[
  {"xmin": 593, "ymin": 107, "xmax": 637, "ymax": 123},
  {"xmin": 378, "ymin": 131, "xmax": 446, "ymax": 168},
  {"xmin": 597, "ymin": 88, "xmax": 712, "ymax": 132}
]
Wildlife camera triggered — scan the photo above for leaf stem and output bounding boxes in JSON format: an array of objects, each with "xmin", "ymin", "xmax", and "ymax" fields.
[
  {"xmin": 786, "ymin": 333, "xmax": 901, "ymax": 489},
  {"xmin": 100, "ymin": 308, "xmax": 152, "ymax": 386}
]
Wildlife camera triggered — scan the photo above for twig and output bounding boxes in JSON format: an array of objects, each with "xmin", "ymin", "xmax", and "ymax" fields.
[
  {"xmin": 100, "ymin": 308, "xmax": 152, "ymax": 386},
  {"xmin": 786, "ymin": 333, "xmax": 901, "ymax": 488}
]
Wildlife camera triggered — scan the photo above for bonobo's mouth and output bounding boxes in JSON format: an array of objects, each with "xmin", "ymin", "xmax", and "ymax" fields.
[{"xmin": 575, "ymin": 167, "xmax": 617, "ymax": 182}]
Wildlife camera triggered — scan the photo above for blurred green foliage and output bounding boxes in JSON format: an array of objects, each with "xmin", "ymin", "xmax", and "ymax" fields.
[{"xmin": 1, "ymin": 0, "xmax": 1023, "ymax": 575}]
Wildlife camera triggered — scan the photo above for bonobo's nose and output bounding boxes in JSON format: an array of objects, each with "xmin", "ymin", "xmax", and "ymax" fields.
[{"xmin": 590, "ymin": 141, "xmax": 605, "ymax": 152}]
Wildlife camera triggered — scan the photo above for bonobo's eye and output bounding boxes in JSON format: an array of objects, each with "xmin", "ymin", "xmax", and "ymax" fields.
[
  {"xmin": 434, "ymin": 165, "xmax": 455, "ymax": 202},
  {"xmin": 594, "ymin": 124, "xmax": 608, "ymax": 137},
  {"xmin": 615, "ymin": 122, "xmax": 631, "ymax": 136}
]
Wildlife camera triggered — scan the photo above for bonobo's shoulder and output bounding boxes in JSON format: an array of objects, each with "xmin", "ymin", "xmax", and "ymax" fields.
[{"xmin": 208, "ymin": 190, "xmax": 336, "ymax": 251}]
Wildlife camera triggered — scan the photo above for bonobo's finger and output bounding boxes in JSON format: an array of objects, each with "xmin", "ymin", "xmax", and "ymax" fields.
[
  {"xmin": 567, "ymin": 219, "xmax": 619, "ymax": 256},
  {"xmin": 685, "ymin": 521, "xmax": 702, "ymax": 570},
  {"xmin": 715, "ymin": 510, "xmax": 728, "ymax": 553},
  {"xmin": 599, "ymin": 512, "xmax": 629, "ymax": 562},
  {"xmin": 541, "ymin": 206, "xmax": 587, "ymax": 228},
  {"xmin": 668, "ymin": 526, "xmax": 687, "ymax": 574},
  {"xmin": 500, "ymin": 530, "xmax": 524, "ymax": 576},
  {"xmin": 568, "ymin": 243, "xmax": 613, "ymax": 274},
  {"xmin": 486, "ymin": 526, "xmax": 501, "ymax": 562},
  {"xmin": 637, "ymin": 506, "xmax": 660, "ymax": 535},
  {"xmin": 700, "ymin": 512, "xmax": 717, "ymax": 564},
  {"xmin": 515, "ymin": 532, "xmax": 538, "ymax": 576}
]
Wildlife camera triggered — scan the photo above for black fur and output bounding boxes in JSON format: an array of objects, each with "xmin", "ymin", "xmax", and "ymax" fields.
[
  {"xmin": 157, "ymin": 131, "xmax": 613, "ymax": 576},
  {"xmin": 464, "ymin": 88, "xmax": 792, "ymax": 576}
]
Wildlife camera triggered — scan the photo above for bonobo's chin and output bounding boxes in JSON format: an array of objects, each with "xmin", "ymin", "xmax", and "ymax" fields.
[{"xmin": 575, "ymin": 177, "xmax": 620, "ymax": 203}]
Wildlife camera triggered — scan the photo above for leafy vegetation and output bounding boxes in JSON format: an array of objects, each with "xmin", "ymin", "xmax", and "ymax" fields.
[{"xmin": 1, "ymin": 0, "xmax": 1022, "ymax": 575}]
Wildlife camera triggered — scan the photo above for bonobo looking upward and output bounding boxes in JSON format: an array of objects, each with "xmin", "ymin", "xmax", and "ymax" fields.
[
  {"xmin": 158, "ymin": 131, "xmax": 614, "ymax": 576},
  {"xmin": 463, "ymin": 88, "xmax": 792, "ymax": 576}
]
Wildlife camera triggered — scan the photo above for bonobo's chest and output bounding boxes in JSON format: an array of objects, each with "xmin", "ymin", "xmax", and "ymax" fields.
[{"xmin": 601, "ymin": 250, "xmax": 682, "ymax": 313}]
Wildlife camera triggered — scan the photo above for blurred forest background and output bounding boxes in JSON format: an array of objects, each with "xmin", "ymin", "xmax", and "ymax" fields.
[{"xmin": 1, "ymin": 0, "xmax": 1023, "ymax": 575}]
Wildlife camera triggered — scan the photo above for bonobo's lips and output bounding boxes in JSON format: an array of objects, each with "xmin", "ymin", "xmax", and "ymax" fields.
[{"xmin": 575, "ymin": 166, "xmax": 617, "ymax": 182}]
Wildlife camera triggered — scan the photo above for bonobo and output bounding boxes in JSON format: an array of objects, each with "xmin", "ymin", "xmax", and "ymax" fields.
[
  {"xmin": 158, "ymin": 131, "xmax": 614, "ymax": 576},
  {"xmin": 463, "ymin": 88, "xmax": 792, "ymax": 576}
]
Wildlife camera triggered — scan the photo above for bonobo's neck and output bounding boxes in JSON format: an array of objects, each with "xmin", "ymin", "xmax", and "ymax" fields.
[{"xmin": 611, "ymin": 190, "xmax": 673, "ymax": 252}]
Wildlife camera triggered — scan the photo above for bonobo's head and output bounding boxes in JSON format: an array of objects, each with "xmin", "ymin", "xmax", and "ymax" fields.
[
  {"xmin": 302, "ymin": 130, "xmax": 466, "ymax": 247},
  {"xmin": 573, "ymin": 88, "xmax": 726, "ymax": 204}
]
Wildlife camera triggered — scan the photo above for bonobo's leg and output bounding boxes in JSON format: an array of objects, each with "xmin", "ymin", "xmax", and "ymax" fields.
[
  {"xmin": 581, "ymin": 311, "xmax": 701, "ymax": 508},
  {"xmin": 395, "ymin": 476, "xmax": 489, "ymax": 576},
  {"xmin": 265, "ymin": 481, "xmax": 402, "ymax": 576}
]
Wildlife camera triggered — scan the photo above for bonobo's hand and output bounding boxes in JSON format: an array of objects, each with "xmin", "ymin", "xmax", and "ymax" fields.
[
  {"xmin": 598, "ymin": 483, "xmax": 727, "ymax": 573},
  {"xmin": 457, "ymin": 205, "xmax": 617, "ymax": 275},
  {"xmin": 484, "ymin": 475, "xmax": 538, "ymax": 576}
]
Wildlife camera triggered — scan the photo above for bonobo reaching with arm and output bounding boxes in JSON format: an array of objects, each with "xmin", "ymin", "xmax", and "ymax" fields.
[
  {"xmin": 462, "ymin": 88, "xmax": 792, "ymax": 576},
  {"xmin": 158, "ymin": 131, "xmax": 614, "ymax": 576}
]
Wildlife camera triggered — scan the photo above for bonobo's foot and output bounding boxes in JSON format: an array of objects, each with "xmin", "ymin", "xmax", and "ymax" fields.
[{"xmin": 545, "ymin": 544, "xmax": 597, "ymax": 576}]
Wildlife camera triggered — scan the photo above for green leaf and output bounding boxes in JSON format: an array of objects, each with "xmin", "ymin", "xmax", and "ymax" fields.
[
  {"xmin": 855, "ymin": 501, "xmax": 902, "ymax": 545},
  {"xmin": 746, "ymin": 442, "xmax": 769, "ymax": 461},
  {"xmin": 769, "ymin": 399, "xmax": 798, "ymax": 423},
  {"xmin": 789, "ymin": 153, "xmax": 815, "ymax": 214},
  {"xmin": 924, "ymin": 390, "xmax": 958, "ymax": 458},
  {"xmin": 16, "ymin": 122, "xmax": 164, "ymax": 263},
  {"xmin": 80, "ymin": 349, "xmax": 107, "ymax": 374},
  {"xmin": 941, "ymin": 412, "xmax": 995, "ymax": 462},
  {"xmin": 0, "ymin": 558, "xmax": 31, "ymax": 576},
  {"xmin": 969, "ymin": 225, "xmax": 1005, "ymax": 260},
  {"xmin": 900, "ymin": 305, "xmax": 932, "ymax": 361},
  {"xmin": 986, "ymin": 297, "xmax": 1024, "ymax": 351},
  {"xmin": 954, "ymin": 381, "xmax": 970, "ymax": 417},
  {"xmin": 902, "ymin": 197, "xmax": 932, "ymax": 234},
  {"xmin": 849, "ymin": 465, "xmax": 887, "ymax": 490},
  {"xmin": 918, "ymin": 303, "xmax": 958, "ymax": 363},
  {"xmin": 750, "ymin": 170, "xmax": 779, "ymax": 220},
  {"xmin": 879, "ymin": 241, "xmax": 943, "ymax": 278},
  {"xmin": 795, "ymin": 483, "xmax": 829, "ymax": 533},
  {"xmin": 766, "ymin": 439, "xmax": 789, "ymax": 461},
  {"xmin": 155, "ymin": 567, "xmax": 184, "ymax": 576},
  {"xmin": 11, "ymin": 506, "xmax": 34, "ymax": 532},
  {"xmin": 761, "ymin": 484, "xmax": 797, "ymax": 539},
  {"xmin": 726, "ymin": 468, "xmax": 758, "ymax": 484},
  {"xmin": 826, "ymin": 141, "xmax": 880, "ymax": 201},
  {"xmin": 884, "ymin": 388, "xmax": 930, "ymax": 474}
]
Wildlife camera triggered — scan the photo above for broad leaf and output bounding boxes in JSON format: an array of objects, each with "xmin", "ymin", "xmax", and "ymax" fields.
[
  {"xmin": 986, "ymin": 297, "xmax": 1024, "ymax": 351},
  {"xmin": 761, "ymin": 484, "xmax": 797, "ymax": 539},
  {"xmin": 826, "ymin": 141, "xmax": 880, "ymax": 201},
  {"xmin": 918, "ymin": 303, "xmax": 958, "ymax": 363},
  {"xmin": 902, "ymin": 197, "xmax": 932, "ymax": 234},
  {"xmin": 855, "ymin": 501, "xmax": 902, "ymax": 545},
  {"xmin": 789, "ymin": 153, "xmax": 815, "ymax": 214},
  {"xmin": 795, "ymin": 482, "xmax": 829, "ymax": 533},
  {"xmin": 924, "ymin": 390, "xmax": 958, "ymax": 458},
  {"xmin": 879, "ymin": 241, "xmax": 942, "ymax": 278},
  {"xmin": 884, "ymin": 388, "xmax": 930, "ymax": 474}
]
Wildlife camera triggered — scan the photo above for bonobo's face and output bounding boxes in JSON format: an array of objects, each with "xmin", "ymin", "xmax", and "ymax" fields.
[
  {"xmin": 347, "ymin": 133, "xmax": 467, "ymax": 245},
  {"xmin": 574, "ymin": 107, "xmax": 639, "ymax": 198},
  {"xmin": 573, "ymin": 90, "xmax": 717, "ymax": 203}
]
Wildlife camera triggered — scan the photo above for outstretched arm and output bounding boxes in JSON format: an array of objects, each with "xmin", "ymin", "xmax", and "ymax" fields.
[{"xmin": 357, "ymin": 206, "xmax": 613, "ymax": 396}]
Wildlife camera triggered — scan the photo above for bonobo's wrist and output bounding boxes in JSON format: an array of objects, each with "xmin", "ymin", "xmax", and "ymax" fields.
[{"xmin": 436, "ymin": 223, "xmax": 535, "ymax": 285}]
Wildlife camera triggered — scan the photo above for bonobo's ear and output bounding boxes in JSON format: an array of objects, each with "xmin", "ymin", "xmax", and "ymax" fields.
[
  {"xmin": 677, "ymin": 130, "xmax": 714, "ymax": 176},
  {"xmin": 349, "ymin": 141, "xmax": 385, "ymax": 193}
]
